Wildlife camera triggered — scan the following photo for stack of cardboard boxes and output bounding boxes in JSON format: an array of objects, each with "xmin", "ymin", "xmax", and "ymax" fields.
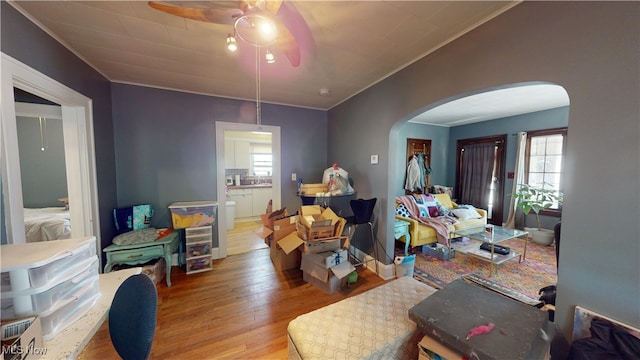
[{"xmin": 258, "ymin": 205, "xmax": 356, "ymax": 294}]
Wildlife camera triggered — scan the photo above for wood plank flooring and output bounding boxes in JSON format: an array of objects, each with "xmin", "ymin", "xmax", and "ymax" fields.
[
  {"xmin": 227, "ymin": 219, "xmax": 268, "ymax": 256},
  {"xmin": 78, "ymin": 247, "xmax": 387, "ymax": 359}
]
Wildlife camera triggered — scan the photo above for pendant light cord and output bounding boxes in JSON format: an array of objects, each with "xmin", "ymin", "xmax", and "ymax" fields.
[{"xmin": 255, "ymin": 45, "xmax": 262, "ymax": 126}]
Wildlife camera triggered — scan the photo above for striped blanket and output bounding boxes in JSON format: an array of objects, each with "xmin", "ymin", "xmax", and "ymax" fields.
[{"xmin": 395, "ymin": 194, "xmax": 450, "ymax": 245}]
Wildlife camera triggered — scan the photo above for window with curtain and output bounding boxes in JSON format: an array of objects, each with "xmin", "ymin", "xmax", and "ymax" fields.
[
  {"xmin": 525, "ymin": 128, "xmax": 567, "ymax": 214},
  {"xmin": 251, "ymin": 143, "xmax": 272, "ymax": 176}
]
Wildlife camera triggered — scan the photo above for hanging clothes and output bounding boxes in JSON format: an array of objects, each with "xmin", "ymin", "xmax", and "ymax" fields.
[
  {"xmin": 405, "ymin": 155, "xmax": 422, "ymax": 192},
  {"xmin": 416, "ymin": 153, "xmax": 426, "ymax": 190}
]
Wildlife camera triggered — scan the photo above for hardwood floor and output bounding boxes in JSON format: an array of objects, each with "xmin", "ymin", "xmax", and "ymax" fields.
[
  {"xmin": 78, "ymin": 247, "xmax": 387, "ymax": 359},
  {"xmin": 227, "ymin": 219, "xmax": 268, "ymax": 256}
]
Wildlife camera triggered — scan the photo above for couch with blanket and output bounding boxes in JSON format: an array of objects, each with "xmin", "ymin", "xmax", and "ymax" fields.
[{"xmin": 395, "ymin": 193, "xmax": 487, "ymax": 250}]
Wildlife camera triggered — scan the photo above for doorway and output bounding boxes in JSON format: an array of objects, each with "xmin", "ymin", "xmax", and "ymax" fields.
[
  {"xmin": 214, "ymin": 121, "xmax": 281, "ymax": 259},
  {"xmin": 1, "ymin": 54, "xmax": 100, "ymax": 256},
  {"xmin": 455, "ymin": 135, "xmax": 506, "ymax": 225}
]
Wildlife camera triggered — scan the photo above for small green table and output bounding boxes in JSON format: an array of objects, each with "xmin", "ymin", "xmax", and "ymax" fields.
[{"xmin": 103, "ymin": 231, "xmax": 183, "ymax": 287}]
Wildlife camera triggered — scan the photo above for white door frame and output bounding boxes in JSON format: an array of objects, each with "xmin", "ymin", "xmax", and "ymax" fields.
[
  {"xmin": 1, "ymin": 53, "xmax": 100, "ymax": 263},
  {"xmin": 214, "ymin": 121, "xmax": 281, "ymax": 259}
]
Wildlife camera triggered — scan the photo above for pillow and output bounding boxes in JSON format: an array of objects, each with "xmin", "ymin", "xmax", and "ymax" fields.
[
  {"xmin": 412, "ymin": 194, "xmax": 441, "ymax": 218},
  {"xmin": 395, "ymin": 203, "xmax": 411, "ymax": 218},
  {"xmin": 452, "ymin": 206, "xmax": 482, "ymax": 221},
  {"xmin": 113, "ymin": 228, "xmax": 158, "ymax": 245}
]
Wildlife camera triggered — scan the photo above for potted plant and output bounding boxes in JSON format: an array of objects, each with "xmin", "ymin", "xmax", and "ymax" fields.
[{"xmin": 513, "ymin": 182, "xmax": 563, "ymax": 245}]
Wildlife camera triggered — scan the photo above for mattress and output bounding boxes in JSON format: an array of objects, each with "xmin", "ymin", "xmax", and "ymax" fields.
[
  {"xmin": 23, "ymin": 207, "xmax": 71, "ymax": 242},
  {"xmin": 287, "ymin": 276, "xmax": 437, "ymax": 360}
]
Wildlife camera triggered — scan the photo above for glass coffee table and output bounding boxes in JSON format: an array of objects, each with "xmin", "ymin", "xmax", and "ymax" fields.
[{"xmin": 453, "ymin": 226, "xmax": 529, "ymax": 277}]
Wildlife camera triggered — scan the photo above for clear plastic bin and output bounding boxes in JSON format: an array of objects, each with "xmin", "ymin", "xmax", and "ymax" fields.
[
  {"xmin": 169, "ymin": 201, "xmax": 217, "ymax": 229},
  {"xmin": 39, "ymin": 278, "xmax": 101, "ymax": 341},
  {"xmin": 1, "ymin": 256, "xmax": 99, "ymax": 319},
  {"xmin": 1, "ymin": 237, "xmax": 96, "ymax": 293},
  {"xmin": 185, "ymin": 226, "xmax": 212, "ymax": 237}
]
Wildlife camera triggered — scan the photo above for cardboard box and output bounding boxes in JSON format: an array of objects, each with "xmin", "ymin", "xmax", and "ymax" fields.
[
  {"xmin": 418, "ymin": 335, "xmax": 465, "ymax": 360},
  {"xmin": 296, "ymin": 206, "xmax": 343, "ymax": 241},
  {"xmin": 301, "ymin": 252, "xmax": 355, "ymax": 283},
  {"xmin": 260, "ymin": 208, "xmax": 288, "ymax": 230},
  {"xmin": 269, "ymin": 216, "xmax": 301, "ymax": 271},
  {"xmin": 299, "ymin": 183, "xmax": 327, "ymax": 195},
  {"xmin": 1, "ymin": 316, "xmax": 44, "ymax": 359},
  {"xmin": 303, "ymin": 271, "xmax": 347, "ymax": 295},
  {"xmin": 302, "ymin": 237, "xmax": 346, "ymax": 254},
  {"xmin": 315, "ymin": 249, "xmax": 349, "ymax": 268}
]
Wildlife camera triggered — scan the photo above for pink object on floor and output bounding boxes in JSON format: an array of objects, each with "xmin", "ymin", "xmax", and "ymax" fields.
[{"xmin": 466, "ymin": 322, "xmax": 495, "ymax": 340}]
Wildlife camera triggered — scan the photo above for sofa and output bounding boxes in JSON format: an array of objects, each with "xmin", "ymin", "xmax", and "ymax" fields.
[{"xmin": 395, "ymin": 193, "xmax": 487, "ymax": 251}]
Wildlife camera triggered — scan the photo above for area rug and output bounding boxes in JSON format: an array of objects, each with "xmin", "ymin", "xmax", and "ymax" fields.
[{"xmin": 406, "ymin": 238, "xmax": 557, "ymax": 304}]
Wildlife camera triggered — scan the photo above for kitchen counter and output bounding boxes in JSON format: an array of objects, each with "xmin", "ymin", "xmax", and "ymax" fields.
[{"xmin": 227, "ymin": 184, "xmax": 272, "ymax": 189}]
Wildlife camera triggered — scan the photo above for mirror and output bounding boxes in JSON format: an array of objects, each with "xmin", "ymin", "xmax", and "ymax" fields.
[{"xmin": 15, "ymin": 100, "xmax": 71, "ymax": 242}]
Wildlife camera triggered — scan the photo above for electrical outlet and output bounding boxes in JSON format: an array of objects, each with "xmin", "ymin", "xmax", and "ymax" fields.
[{"xmin": 291, "ymin": 173, "xmax": 297, "ymax": 181}]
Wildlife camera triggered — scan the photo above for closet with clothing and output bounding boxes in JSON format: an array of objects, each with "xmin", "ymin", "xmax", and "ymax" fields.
[{"xmin": 404, "ymin": 138, "xmax": 431, "ymax": 194}]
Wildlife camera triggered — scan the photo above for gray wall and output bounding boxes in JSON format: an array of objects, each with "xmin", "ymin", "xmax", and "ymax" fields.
[
  {"xmin": 449, "ymin": 107, "xmax": 570, "ymax": 227},
  {"xmin": 111, "ymin": 83, "xmax": 327, "ymax": 227},
  {"xmin": 2, "ymin": 2, "xmax": 117, "ymax": 252},
  {"xmin": 17, "ymin": 116, "xmax": 67, "ymax": 208},
  {"xmin": 328, "ymin": 1, "xmax": 639, "ymax": 338}
]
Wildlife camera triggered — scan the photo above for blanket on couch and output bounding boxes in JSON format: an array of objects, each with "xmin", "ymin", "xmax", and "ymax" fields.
[{"xmin": 395, "ymin": 195, "xmax": 449, "ymax": 245}]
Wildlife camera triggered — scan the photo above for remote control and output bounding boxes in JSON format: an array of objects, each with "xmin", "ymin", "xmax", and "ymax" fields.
[{"xmin": 479, "ymin": 243, "xmax": 510, "ymax": 255}]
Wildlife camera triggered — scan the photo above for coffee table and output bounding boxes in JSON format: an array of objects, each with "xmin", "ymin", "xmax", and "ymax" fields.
[{"xmin": 453, "ymin": 225, "xmax": 529, "ymax": 276}]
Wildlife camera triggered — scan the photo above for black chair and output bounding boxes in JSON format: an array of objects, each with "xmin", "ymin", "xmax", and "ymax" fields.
[
  {"xmin": 346, "ymin": 198, "xmax": 378, "ymax": 274},
  {"xmin": 109, "ymin": 274, "xmax": 158, "ymax": 360}
]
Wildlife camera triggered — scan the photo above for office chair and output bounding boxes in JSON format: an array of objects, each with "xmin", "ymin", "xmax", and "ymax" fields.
[
  {"xmin": 109, "ymin": 274, "xmax": 158, "ymax": 360},
  {"xmin": 346, "ymin": 198, "xmax": 378, "ymax": 274}
]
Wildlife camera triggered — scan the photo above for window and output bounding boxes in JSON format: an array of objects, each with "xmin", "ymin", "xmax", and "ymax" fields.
[
  {"xmin": 525, "ymin": 128, "xmax": 567, "ymax": 215},
  {"xmin": 251, "ymin": 143, "xmax": 272, "ymax": 176}
]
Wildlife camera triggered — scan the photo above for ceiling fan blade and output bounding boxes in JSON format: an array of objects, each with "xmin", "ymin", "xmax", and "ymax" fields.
[
  {"xmin": 148, "ymin": 1, "xmax": 240, "ymax": 25},
  {"xmin": 274, "ymin": 21, "xmax": 300, "ymax": 67},
  {"xmin": 239, "ymin": 0, "xmax": 282, "ymax": 15}
]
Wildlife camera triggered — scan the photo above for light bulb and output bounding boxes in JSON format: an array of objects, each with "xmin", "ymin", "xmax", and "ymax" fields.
[
  {"xmin": 226, "ymin": 34, "xmax": 237, "ymax": 52},
  {"xmin": 265, "ymin": 50, "xmax": 275, "ymax": 64}
]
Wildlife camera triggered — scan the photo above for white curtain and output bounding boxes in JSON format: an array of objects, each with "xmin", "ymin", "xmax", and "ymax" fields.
[{"xmin": 504, "ymin": 132, "xmax": 527, "ymax": 228}]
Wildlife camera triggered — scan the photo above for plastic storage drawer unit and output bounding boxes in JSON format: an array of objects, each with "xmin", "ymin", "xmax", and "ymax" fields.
[
  {"xmin": 1, "ymin": 256, "xmax": 99, "ymax": 319},
  {"xmin": 1, "ymin": 237, "xmax": 96, "ymax": 293}
]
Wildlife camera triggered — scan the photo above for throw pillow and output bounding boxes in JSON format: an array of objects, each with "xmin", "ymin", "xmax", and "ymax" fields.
[
  {"xmin": 395, "ymin": 203, "xmax": 411, "ymax": 218},
  {"xmin": 113, "ymin": 228, "xmax": 158, "ymax": 245},
  {"xmin": 412, "ymin": 194, "xmax": 441, "ymax": 218},
  {"xmin": 452, "ymin": 205, "xmax": 482, "ymax": 221}
]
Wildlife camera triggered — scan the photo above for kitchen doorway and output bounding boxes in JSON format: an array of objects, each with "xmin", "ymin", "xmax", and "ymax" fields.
[{"xmin": 215, "ymin": 122, "xmax": 281, "ymax": 258}]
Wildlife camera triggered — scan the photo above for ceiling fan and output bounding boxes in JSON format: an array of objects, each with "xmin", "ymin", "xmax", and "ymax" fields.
[{"xmin": 148, "ymin": 1, "xmax": 301, "ymax": 67}]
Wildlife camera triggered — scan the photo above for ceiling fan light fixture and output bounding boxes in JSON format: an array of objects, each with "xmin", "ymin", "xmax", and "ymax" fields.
[
  {"xmin": 226, "ymin": 34, "xmax": 238, "ymax": 52},
  {"xmin": 265, "ymin": 49, "xmax": 275, "ymax": 64}
]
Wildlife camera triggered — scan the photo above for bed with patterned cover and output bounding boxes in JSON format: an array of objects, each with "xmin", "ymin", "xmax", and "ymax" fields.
[{"xmin": 287, "ymin": 276, "xmax": 437, "ymax": 359}]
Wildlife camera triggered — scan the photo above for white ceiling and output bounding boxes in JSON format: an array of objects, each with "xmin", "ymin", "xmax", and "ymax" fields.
[{"xmin": 10, "ymin": 1, "xmax": 568, "ymax": 125}]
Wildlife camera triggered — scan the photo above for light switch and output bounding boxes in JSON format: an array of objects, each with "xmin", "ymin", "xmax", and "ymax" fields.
[
  {"xmin": 370, "ymin": 154, "xmax": 379, "ymax": 164},
  {"xmin": 291, "ymin": 173, "xmax": 297, "ymax": 181}
]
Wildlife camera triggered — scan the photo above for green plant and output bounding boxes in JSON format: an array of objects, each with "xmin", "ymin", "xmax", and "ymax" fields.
[{"xmin": 513, "ymin": 182, "xmax": 563, "ymax": 229}]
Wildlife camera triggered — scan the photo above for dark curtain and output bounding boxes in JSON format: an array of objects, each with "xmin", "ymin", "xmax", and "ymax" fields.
[{"xmin": 459, "ymin": 143, "xmax": 495, "ymax": 209}]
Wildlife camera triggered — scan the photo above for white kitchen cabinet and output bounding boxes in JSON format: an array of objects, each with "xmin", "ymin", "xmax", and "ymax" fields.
[
  {"xmin": 234, "ymin": 140, "xmax": 251, "ymax": 169},
  {"xmin": 227, "ymin": 189, "xmax": 252, "ymax": 218},
  {"xmin": 251, "ymin": 187, "xmax": 273, "ymax": 216},
  {"xmin": 224, "ymin": 140, "xmax": 250, "ymax": 169}
]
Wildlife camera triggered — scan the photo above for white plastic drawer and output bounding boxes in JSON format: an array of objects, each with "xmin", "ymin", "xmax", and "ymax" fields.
[
  {"xmin": 185, "ymin": 233, "xmax": 212, "ymax": 244},
  {"xmin": 39, "ymin": 278, "xmax": 101, "ymax": 341},
  {"xmin": 0, "ymin": 257, "xmax": 99, "ymax": 319},
  {"xmin": 186, "ymin": 242, "xmax": 211, "ymax": 258},
  {"xmin": 1, "ymin": 237, "xmax": 96, "ymax": 293},
  {"xmin": 185, "ymin": 226, "xmax": 212, "ymax": 237}
]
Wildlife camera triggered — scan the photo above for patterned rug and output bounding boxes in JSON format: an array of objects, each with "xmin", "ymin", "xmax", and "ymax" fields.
[{"xmin": 405, "ymin": 238, "xmax": 557, "ymax": 305}]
